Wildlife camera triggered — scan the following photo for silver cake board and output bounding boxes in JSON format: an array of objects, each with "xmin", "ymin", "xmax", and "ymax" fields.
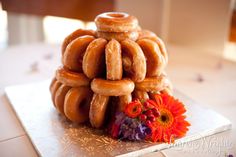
[{"xmin": 5, "ymin": 80, "xmax": 231, "ymax": 157}]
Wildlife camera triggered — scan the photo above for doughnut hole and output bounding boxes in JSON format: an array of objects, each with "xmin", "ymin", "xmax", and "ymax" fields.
[
  {"xmin": 107, "ymin": 13, "xmax": 126, "ymax": 18},
  {"xmin": 79, "ymin": 98, "xmax": 90, "ymax": 113}
]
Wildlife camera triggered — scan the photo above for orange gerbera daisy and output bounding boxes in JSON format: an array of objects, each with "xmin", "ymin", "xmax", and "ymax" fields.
[{"xmin": 148, "ymin": 93, "xmax": 190, "ymax": 143}]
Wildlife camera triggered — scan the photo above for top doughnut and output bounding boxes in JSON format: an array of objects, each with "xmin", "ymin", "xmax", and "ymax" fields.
[{"xmin": 95, "ymin": 12, "xmax": 139, "ymax": 32}]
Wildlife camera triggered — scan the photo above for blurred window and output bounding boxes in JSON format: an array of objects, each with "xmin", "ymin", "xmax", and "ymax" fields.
[
  {"xmin": 0, "ymin": 4, "xmax": 7, "ymax": 49},
  {"xmin": 43, "ymin": 16, "xmax": 96, "ymax": 44}
]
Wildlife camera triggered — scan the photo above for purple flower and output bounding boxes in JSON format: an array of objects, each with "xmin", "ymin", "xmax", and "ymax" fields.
[
  {"xmin": 118, "ymin": 116, "xmax": 151, "ymax": 141},
  {"xmin": 111, "ymin": 112, "xmax": 151, "ymax": 141},
  {"xmin": 115, "ymin": 112, "xmax": 126, "ymax": 124}
]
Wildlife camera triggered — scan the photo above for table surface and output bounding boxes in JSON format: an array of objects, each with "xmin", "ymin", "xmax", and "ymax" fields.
[{"xmin": 0, "ymin": 43, "xmax": 235, "ymax": 157}]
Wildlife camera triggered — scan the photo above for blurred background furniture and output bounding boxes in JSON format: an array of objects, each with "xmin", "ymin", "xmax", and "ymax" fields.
[
  {"xmin": 1, "ymin": 0, "xmax": 115, "ymax": 20},
  {"xmin": 230, "ymin": 7, "xmax": 236, "ymax": 42},
  {"xmin": 1, "ymin": 0, "xmax": 114, "ymax": 45}
]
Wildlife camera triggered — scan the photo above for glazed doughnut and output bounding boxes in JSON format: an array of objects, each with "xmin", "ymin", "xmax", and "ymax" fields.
[
  {"xmin": 137, "ymin": 38, "xmax": 166, "ymax": 76},
  {"xmin": 121, "ymin": 39, "xmax": 146, "ymax": 82},
  {"xmin": 117, "ymin": 94, "xmax": 132, "ymax": 111},
  {"xmin": 133, "ymin": 90, "xmax": 149, "ymax": 101},
  {"xmin": 82, "ymin": 38, "xmax": 107, "ymax": 79},
  {"xmin": 161, "ymin": 79, "xmax": 173, "ymax": 95},
  {"xmin": 89, "ymin": 94, "xmax": 110, "ymax": 128},
  {"xmin": 135, "ymin": 75, "xmax": 169, "ymax": 92},
  {"xmin": 95, "ymin": 12, "xmax": 138, "ymax": 32},
  {"xmin": 91, "ymin": 78, "xmax": 134, "ymax": 96},
  {"xmin": 64, "ymin": 87, "xmax": 93, "ymax": 123},
  {"xmin": 54, "ymin": 84, "xmax": 71, "ymax": 115},
  {"xmin": 146, "ymin": 75, "xmax": 172, "ymax": 95},
  {"xmin": 50, "ymin": 80, "xmax": 62, "ymax": 106},
  {"xmin": 62, "ymin": 29, "xmax": 95, "ymax": 54},
  {"xmin": 96, "ymin": 31, "xmax": 138, "ymax": 41},
  {"xmin": 161, "ymin": 86, "xmax": 173, "ymax": 95},
  {"xmin": 105, "ymin": 39, "xmax": 122, "ymax": 80},
  {"xmin": 56, "ymin": 67, "xmax": 90, "ymax": 87},
  {"xmin": 49, "ymin": 77, "xmax": 57, "ymax": 93},
  {"xmin": 138, "ymin": 30, "xmax": 157, "ymax": 39},
  {"xmin": 139, "ymin": 35, "xmax": 168, "ymax": 63},
  {"xmin": 122, "ymin": 55, "xmax": 132, "ymax": 72},
  {"xmin": 63, "ymin": 35, "xmax": 95, "ymax": 72}
]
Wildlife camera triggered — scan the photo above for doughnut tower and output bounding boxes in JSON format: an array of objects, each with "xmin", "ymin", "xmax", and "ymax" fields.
[{"xmin": 50, "ymin": 12, "xmax": 172, "ymax": 128}]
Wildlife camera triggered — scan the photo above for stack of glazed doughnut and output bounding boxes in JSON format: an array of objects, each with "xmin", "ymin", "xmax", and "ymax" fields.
[{"xmin": 50, "ymin": 12, "xmax": 172, "ymax": 128}]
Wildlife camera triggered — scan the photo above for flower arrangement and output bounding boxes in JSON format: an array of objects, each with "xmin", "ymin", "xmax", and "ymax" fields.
[{"xmin": 110, "ymin": 93, "xmax": 190, "ymax": 143}]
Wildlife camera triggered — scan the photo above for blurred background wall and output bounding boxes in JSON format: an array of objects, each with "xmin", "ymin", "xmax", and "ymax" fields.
[
  {"xmin": 117, "ymin": 0, "xmax": 234, "ymax": 56},
  {"xmin": 167, "ymin": 0, "xmax": 234, "ymax": 56},
  {"xmin": 116, "ymin": 0, "xmax": 164, "ymax": 38}
]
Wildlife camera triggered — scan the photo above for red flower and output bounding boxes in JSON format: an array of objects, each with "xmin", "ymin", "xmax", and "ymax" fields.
[
  {"xmin": 152, "ymin": 94, "xmax": 162, "ymax": 107},
  {"xmin": 111, "ymin": 123, "xmax": 120, "ymax": 138},
  {"xmin": 143, "ymin": 99, "xmax": 156, "ymax": 109},
  {"xmin": 149, "ymin": 93, "xmax": 190, "ymax": 143},
  {"xmin": 124, "ymin": 100, "xmax": 142, "ymax": 118}
]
